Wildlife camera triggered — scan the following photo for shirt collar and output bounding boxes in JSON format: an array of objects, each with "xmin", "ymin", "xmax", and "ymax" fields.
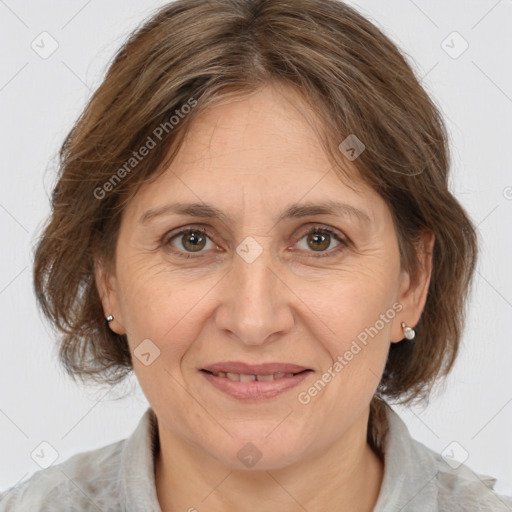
[
  {"xmin": 118, "ymin": 407, "xmax": 162, "ymax": 512},
  {"xmin": 373, "ymin": 402, "xmax": 439, "ymax": 511}
]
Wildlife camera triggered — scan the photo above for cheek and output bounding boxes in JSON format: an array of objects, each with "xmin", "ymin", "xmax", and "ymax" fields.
[
  {"xmin": 293, "ymin": 262, "xmax": 399, "ymax": 399},
  {"xmin": 292, "ymin": 277, "xmax": 398, "ymax": 431},
  {"xmin": 116, "ymin": 261, "xmax": 220, "ymax": 369},
  {"xmin": 294, "ymin": 259, "xmax": 400, "ymax": 349},
  {"xmin": 117, "ymin": 271, "xmax": 208, "ymax": 414}
]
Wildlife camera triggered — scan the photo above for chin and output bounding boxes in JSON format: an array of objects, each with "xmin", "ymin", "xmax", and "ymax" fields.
[{"xmin": 207, "ymin": 432, "xmax": 309, "ymax": 471}]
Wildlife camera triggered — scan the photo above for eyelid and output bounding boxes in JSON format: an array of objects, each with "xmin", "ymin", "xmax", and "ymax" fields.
[
  {"xmin": 293, "ymin": 223, "xmax": 348, "ymax": 257},
  {"xmin": 295, "ymin": 223, "xmax": 348, "ymax": 243},
  {"xmin": 162, "ymin": 224, "xmax": 217, "ymax": 250}
]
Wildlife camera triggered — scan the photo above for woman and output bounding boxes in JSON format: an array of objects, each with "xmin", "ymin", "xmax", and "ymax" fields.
[{"xmin": 1, "ymin": 0, "xmax": 510, "ymax": 510}]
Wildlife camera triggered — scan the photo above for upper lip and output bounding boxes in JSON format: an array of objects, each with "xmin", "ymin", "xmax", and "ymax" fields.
[{"xmin": 201, "ymin": 361, "xmax": 311, "ymax": 375}]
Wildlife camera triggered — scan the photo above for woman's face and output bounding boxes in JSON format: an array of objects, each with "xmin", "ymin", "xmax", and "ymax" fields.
[{"xmin": 98, "ymin": 85, "xmax": 429, "ymax": 470}]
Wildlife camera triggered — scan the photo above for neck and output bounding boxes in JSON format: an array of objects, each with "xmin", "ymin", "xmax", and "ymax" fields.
[{"xmin": 154, "ymin": 406, "xmax": 384, "ymax": 512}]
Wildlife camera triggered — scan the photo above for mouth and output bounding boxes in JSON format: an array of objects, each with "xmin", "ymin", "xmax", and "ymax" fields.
[
  {"xmin": 200, "ymin": 369, "xmax": 311, "ymax": 381},
  {"xmin": 199, "ymin": 363, "xmax": 313, "ymax": 400}
]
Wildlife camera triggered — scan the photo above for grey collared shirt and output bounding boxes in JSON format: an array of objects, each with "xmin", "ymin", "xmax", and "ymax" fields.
[{"xmin": 1, "ymin": 404, "xmax": 511, "ymax": 511}]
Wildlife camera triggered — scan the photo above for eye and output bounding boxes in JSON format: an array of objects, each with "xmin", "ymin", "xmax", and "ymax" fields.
[
  {"xmin": 163, "ymin": 227, "xmax": 216, "ymax": 259},
  {"xmin": 294, "ymin": 225, "xmax": 347, "ymax": 257},
  {"xmin": 162, "ymin": 224, "xmax": 348, "ymax": 259}
]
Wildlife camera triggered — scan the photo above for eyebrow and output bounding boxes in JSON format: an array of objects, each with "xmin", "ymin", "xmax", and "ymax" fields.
[{"xmin": 138, "ymin": 200, "xmax": 371, "ymax": 225}]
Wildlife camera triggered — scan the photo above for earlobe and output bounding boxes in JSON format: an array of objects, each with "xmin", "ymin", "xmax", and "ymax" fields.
[
  {"xmin": 391, "ymin": 230, "xmax": 435, "ymax": 343},
  {"xmin": 93, "ymin": 256, "xmax": 126, "ymax": 335}
]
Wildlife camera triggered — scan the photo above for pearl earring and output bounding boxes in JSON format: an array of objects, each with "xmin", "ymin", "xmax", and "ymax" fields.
[
  {"xmin": 106, "ymin": 315, "xmax": 114, "ymax": 323},
  {"xmin": 401, "ymin": 322, "xmax": 415, "ymax": 340}
]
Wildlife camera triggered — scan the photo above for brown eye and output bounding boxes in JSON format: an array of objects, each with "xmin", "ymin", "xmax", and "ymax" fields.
[
  {"xmin": 180, "ymin": 230, "xmax": 207, "ymax": 252},
  {"xmin": 306, "ymin": 231, "xmax": 331, "ymax": 251},
  {"xmin": 165, "ymin": 228, "xmax": 214, "ymax": 257},
  {"xmin": 295, "ymin": 226, "xmax": 347, "ymax": 257}
]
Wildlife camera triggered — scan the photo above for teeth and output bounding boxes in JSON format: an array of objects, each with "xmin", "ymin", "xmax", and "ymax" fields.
[
  {"xmin": 255, "ymin": 374, "xmax": 274, "ymax": 381},
  {"xmin": 212, "ymin": 371, "xmax": 295, "ymax": 380},
  {"xmin": 240, "ymin": 373, "xmax": 257, "ymax": 382}
]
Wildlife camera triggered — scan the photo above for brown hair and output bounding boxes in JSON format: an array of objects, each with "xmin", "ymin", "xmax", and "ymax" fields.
[{"xmin": 33, "ymin": 0, "xmax": 477, "ymax": 424}]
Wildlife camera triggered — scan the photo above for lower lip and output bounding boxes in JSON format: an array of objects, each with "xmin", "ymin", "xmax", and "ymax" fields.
[{"xmin": 200, "ymin": 370, "xmax": 312, "ymax": 400}]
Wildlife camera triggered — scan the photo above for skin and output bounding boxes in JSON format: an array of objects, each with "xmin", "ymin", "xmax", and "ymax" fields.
[{"xmin": 95, "ymin": 83, "xmax": 433, "ymax": 512}]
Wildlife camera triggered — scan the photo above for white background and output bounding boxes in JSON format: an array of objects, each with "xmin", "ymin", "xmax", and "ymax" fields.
[{"xmin": 0, "ymin": 0, "xmax": 511, "ymax": 498}]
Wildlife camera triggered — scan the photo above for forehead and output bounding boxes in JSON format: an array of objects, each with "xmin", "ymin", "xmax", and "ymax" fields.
[
  {"xmin": 126, "ymin": 85, "xmax": 385, "ymax": 224},
  {"xmin": 174, "ymin": 85, "xmax": 329, "ymax": 171}
]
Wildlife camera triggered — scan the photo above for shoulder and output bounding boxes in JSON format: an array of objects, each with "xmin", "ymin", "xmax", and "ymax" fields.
[
  {"xmin": 376, "ymin": 403, "xmax": 512, "ymax": 512},
  {"xmin": 0, "ymin": 439, "xmax": 125, "ymax": 512},
  {"xmin": 412, "ymin": 437, "xmax": 512, "ymax": 511}
]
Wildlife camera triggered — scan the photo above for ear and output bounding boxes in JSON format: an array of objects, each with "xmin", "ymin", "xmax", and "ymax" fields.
[
  {"xmin": 93, "ymin": 254, "xmax": 126, "ymax": 336},
  {"xmin": 391, "ymin": 230, "xmax": 435, "ymax": 343}
]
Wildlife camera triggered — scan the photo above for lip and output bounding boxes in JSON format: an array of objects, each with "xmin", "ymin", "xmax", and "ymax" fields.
[
  {"xmin": 199, "ymin": 361, "xmax": 313, "ymax": 401},
  {"xmin": 201, "ymin": 361, "xmax": 310, "ymax": 375},
  {"xmin": 200, "ymin": 369, "xmax": 312, "ymax": 400}
]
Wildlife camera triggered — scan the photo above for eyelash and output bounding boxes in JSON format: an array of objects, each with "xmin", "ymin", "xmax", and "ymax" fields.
[{"xmin": 161, "ymin": 224, "xmax": 348, "ymax": 260}]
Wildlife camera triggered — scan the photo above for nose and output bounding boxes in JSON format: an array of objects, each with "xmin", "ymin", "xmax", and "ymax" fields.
[{"xmin": 214, "ymin": 241, "xmax": 295, "ymax": 346}]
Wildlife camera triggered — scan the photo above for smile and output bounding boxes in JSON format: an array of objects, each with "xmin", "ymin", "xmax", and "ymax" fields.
[
  {"xmin": 207, "ymin": 371, "xmax": 299, "ymax": 380},
  {"xmin": 200, "ymin": 369, "xmax": 312, "ymax": 400}
]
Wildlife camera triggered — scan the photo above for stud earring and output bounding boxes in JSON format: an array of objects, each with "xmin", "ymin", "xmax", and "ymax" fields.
[
  {"xmin": 401, "ymin": 322, "xmax": 415, "ymax": 340},
  {"xmin": 106, "ymin": 315, "xmax": 114, "ymax": 323}
]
